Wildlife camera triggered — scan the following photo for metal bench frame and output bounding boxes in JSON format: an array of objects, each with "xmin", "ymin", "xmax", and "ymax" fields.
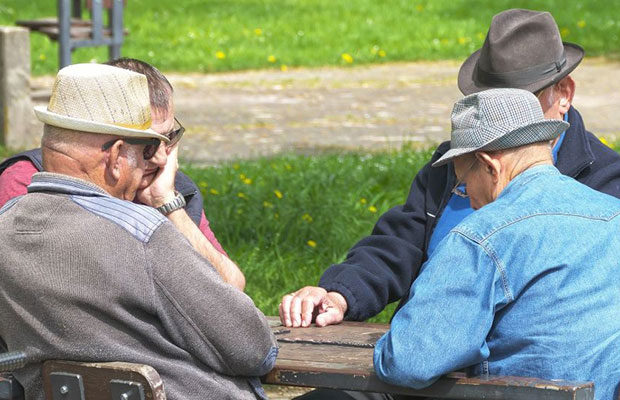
[{"xmin": 57, "ymin": 0, "xmax": 124, "ymax": 68}]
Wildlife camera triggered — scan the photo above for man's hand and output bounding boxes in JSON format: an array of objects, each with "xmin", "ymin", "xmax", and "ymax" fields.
[
  {"xmin": 279, "ymin": 286, "xmax": 348, "ymax": 328},
  {"xmin": 136, "ymin": 145, "xmax": 179, "ymax": 207}
]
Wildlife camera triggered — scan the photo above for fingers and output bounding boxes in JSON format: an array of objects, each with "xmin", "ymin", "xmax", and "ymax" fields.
[
  {"xmin": 315, "ymin": 306, "xmax": 344, "ymax": 327},
  {"xmin": 279, "ymin": 293, "xmax": 294, "ymax": 327},
  {"xmin": 278, "ymin": 287, "xmax": 326, "ymax": 327}
]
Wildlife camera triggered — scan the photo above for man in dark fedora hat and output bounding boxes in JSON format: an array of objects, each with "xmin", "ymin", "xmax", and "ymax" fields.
[{"xmin": 283, "ymin": 8, "xmax": 620, "ymax": 400}]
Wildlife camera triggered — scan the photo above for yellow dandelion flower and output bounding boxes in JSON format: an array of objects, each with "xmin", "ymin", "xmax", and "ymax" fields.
[
  {"xmin": 341, "ymin": 53, "xmax": 354, "ymax": 64},
  {"xmin": 274, "ymin": 190, "xmax": 283, "ymax": 199},
  {"xmin": 378, "ymin": 50, "xmax": 386, "ymax": 58},
  {"xmin": 268, "ymin": 55, "xmax": 277, "ymax": 63},
  {"xmin": 243, "ymin": 178, "xmax": 252, "ymax": 185},
  {"xmin": 263, "ymin": 201, "xmax": 274, "ymax": 208},
  {"xmin": 301, "ymin": 213, "xmax": 313, "ymax": 223},
  {"xmin": 360, "ymin": 198, "xmax": 367, "ymax": 204},
  {"xmin": 237, "ymin": 192, "xmax": 247, "ymax": 199},
  {"xmin": 600, "ymin": 137, "xmax": 610, "ymax": 147},
  {"xmin": 307, "ymin": 240, "xmax": 317, "ymax": 248},
  {"xmin": 577, "ymin": 20, "xmax": 586, "ymax": 28},
  {"xmin": 560, "ymin": 27, "xmax": 570, "ymax": 37},
  {"xmin": 458, "ymin": 37, "xmax": 470, "ymax": 45},
  {"xmin": 199, "ymin": 181, "xmax": 208, "ymax": 188},
  {"xmin": 216, "ymin": 51, "xmax": 226, "ymax": 59},
  {"xmin": 280, "ymin": 64, "xmax": 288, "ymax": 72},
  {"xmin": 254, "ymin": 28, "xmax": 263, "ymax": 36},
  {"xmin": 285, "ymin": 163, "xmax": 292, "ymax": 170},
  {"xmin": 368, "ymin": 205, "xmax": 378, "ymax": 213},
  {"xmin": 39, "ymin": 53, "xmax": 47, "ymax": 61},
  {"xmin": 209, "ymin": 188, "xmax": 219, "ymax": 195},
  {"xmin": 239, "ymin": 173, "xmax": 246, "ymax": 180}
]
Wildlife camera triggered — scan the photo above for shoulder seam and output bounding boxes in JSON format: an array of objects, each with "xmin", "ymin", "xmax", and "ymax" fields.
[{"xmin": 451, "ymin": 229, "xmax": 514, "ymax": 301}]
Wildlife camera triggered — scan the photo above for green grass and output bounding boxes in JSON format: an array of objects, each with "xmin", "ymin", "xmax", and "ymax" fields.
[
  {"xmin": 0, "ymin": 0, "xmax": 618, "ymax": 75},
  {"xmin": 182, "ymin": 146, "xmax": 434, "ymax": 322}
]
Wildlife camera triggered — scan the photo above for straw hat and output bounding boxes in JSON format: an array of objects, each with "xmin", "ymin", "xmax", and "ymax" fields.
[
  {"xmin": 432, "ymin": 88, "xmax": 569, "ymax": 167},
  {"xmin": 34, "ymin": 63, "xmax": 169, "ymax": 142},
  {"xmin": 458, "ymin": 9, "xmax": 584, "ymax": 95}
]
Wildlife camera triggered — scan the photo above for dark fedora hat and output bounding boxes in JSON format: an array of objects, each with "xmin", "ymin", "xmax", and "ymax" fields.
[{"xmin": 458, "ymin": 9, "xmax": 584, "ymax": 95}]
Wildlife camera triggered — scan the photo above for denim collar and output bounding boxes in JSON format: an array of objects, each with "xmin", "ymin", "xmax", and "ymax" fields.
[
  {"xmin": 498, "ymin": 164, "xmax": 559, "ymax": 200},
  {"xmin": 28, "ymin": 172, "xmax": 111, "ymax": 198}
]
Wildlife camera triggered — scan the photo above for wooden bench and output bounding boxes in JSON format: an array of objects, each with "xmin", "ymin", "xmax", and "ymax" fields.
[
  {"xmin": 16, "ymin": 0, "xmax": 127, "ymax": 69},
  {"xmin": 42, "ymin": 361, "xmax": 165, "ymax": 400},
  {"xmin": 262, "ymin": 317, "xmax": 596, "ymax": 399}
]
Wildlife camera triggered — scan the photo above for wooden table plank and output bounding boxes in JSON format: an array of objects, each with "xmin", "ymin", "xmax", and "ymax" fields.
[{"xmin": 263, "ymin": 317, "xmax": 594, "ymax": 400}]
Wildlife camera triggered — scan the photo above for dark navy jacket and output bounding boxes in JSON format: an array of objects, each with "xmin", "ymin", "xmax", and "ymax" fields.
[
  {"xmin": 320, "ymin": 107, "xmax": 620, "ymax": 321},
  {"xmin": 0, "ymin": 148, "xmax": 205, "ymax": 227}
]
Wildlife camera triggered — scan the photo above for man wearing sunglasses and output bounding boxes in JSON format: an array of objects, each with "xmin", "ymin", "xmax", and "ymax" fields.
[
  {"xmin": 0, "ymin": 63, "xmax": 277, "ymax": 400},
  {"xmin": 0, "ymin": 58, "xmax": 246, "ymax": 290}
]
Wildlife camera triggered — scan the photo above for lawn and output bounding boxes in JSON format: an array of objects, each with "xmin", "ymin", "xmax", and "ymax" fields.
[
  {"xmin": 0, "ymin": 0, "xmax": 617, "ymax": 75},
  {"xmin": 183, "ymin": 146, "xmax": 434, "ymax": 322}
]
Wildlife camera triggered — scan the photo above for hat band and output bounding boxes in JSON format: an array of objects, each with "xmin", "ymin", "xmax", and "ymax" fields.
[{"xmin": 476, "ymin": 51, "xmax": 567, "ymax": 87}]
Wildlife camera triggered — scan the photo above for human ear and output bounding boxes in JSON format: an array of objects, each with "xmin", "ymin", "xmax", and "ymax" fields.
[
  {"xmin": 556, "ymin": 76, "xmax": 575, "ymax": 115},
  {"xmin": 105, "ymin": 140, "xmax": 123, "ymax": 182},
  {"xmin": 476, "ymin": 152, "xmax": 501, "ymax": 183}
]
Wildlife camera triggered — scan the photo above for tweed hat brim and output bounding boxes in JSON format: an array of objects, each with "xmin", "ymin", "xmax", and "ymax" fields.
[
  {"xmin": 34, "ymin": 106, "xmax": 170, "ymax": 142},
  {"xmin": 432, "ymin": 118, "xmax": 569, "ymax": 167},
  {"xmin": 458, "ymin": 42, "xmax": 584, "ymax": 96}
]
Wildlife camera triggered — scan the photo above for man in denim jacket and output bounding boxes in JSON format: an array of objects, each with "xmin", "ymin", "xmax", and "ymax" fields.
[{"xmin": 373, "ymin": 89, "xmax": 620, "ymax": 399}]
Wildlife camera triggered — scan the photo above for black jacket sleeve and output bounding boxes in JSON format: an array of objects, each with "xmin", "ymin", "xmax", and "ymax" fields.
[{"xmin": 319, "ymin": 143, "xmax": 452, "ymax": 321}]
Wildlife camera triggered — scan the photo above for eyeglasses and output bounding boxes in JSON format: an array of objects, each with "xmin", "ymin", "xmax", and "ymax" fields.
[
  {"xmin": 101, "ymin": 137, "xmax": 162, "ymax": 160},
  {"xmin": 164, "ymin": 117, "xmax": 185, "ymax": 148},
  {"xmin": 451, "ymin": 159, "xmax": 478, "ymax": 198}
]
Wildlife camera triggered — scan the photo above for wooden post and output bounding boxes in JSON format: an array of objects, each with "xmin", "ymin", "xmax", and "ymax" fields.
[{"xmin": 0, "ymin": 26, "xmax": 37, "ymax": 150}]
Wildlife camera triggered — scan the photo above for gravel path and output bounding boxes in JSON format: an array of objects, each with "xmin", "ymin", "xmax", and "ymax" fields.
[{"xmin": 31, "ymin": 58, "xmax": 620, "ymax": 165}]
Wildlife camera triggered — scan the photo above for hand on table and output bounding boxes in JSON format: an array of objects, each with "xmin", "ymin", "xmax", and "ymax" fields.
[{"xmin": 279, "ymin": 286, "xmax": 348, "ymax": 328}]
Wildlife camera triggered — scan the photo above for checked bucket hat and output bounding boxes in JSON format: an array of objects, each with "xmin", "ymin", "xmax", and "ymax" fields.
[
  {"xmin": 34, "ymin": 63, "xmax": 169, "ymax": 142},
  {"xmin": 432, "ymin": 88, "xmax": 569, "ymax": 167},
  {"xmin": 458, "ymin": 9, "xmax": 584, "ymax": 95}
]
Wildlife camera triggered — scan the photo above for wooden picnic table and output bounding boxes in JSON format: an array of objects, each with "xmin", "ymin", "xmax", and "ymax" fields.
[{"xmin": 262, "ymin": 317, "xmax": 594, "ymax": 400}]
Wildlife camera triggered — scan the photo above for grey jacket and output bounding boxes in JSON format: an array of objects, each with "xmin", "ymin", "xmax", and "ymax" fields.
[{"xmin": 0, "ymin": 173, "xmax": 277, "ymax": 400}]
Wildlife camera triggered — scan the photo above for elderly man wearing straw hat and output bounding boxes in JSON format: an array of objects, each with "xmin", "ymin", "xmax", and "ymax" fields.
[
  {"xmin": 373, "ymin": 88, "xmax": 620, "ymax": 400},
  {"xmin": 0, "ymin": 63, "xmax": 277, "ymax": 400},
  {"xmin": 281, "ymin": 8, "xmax": 620, "ymax": 331},
  {"xmin": 0, "ymin": 57, "xmax": 246, "ymax": 291}
]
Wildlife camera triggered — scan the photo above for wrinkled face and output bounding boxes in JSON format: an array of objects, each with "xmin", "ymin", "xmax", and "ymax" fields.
[
  {"xmin": 453, "ymin": 155, "xmax": 495, "ymax": 210},
  {"xmin": 139, "ymin": 103, "xmax": 174, "ymax": 189},
  {"xmin": 118, "ymin": 143, "xmax": 150, "ymax": 200}
]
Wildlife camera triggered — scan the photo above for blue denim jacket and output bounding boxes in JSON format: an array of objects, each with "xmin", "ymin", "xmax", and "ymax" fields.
[{"xmin": 374, "ymin": 165, "xmax": 620, "ymax": 399}]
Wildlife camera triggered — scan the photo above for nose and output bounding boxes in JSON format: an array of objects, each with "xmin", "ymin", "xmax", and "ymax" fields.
[{"xmin": 149, "ymin": 142, "xmax": 168, "ymax": 167}]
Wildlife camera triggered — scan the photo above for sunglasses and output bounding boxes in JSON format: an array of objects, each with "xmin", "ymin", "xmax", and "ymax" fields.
[
  {"xmin": 164, "ymin": 117, "xmax": 185, "ymax": 149},
  {"xmin": 101, "ymin": 137, "xmax": 162, "ymax": 160}
]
